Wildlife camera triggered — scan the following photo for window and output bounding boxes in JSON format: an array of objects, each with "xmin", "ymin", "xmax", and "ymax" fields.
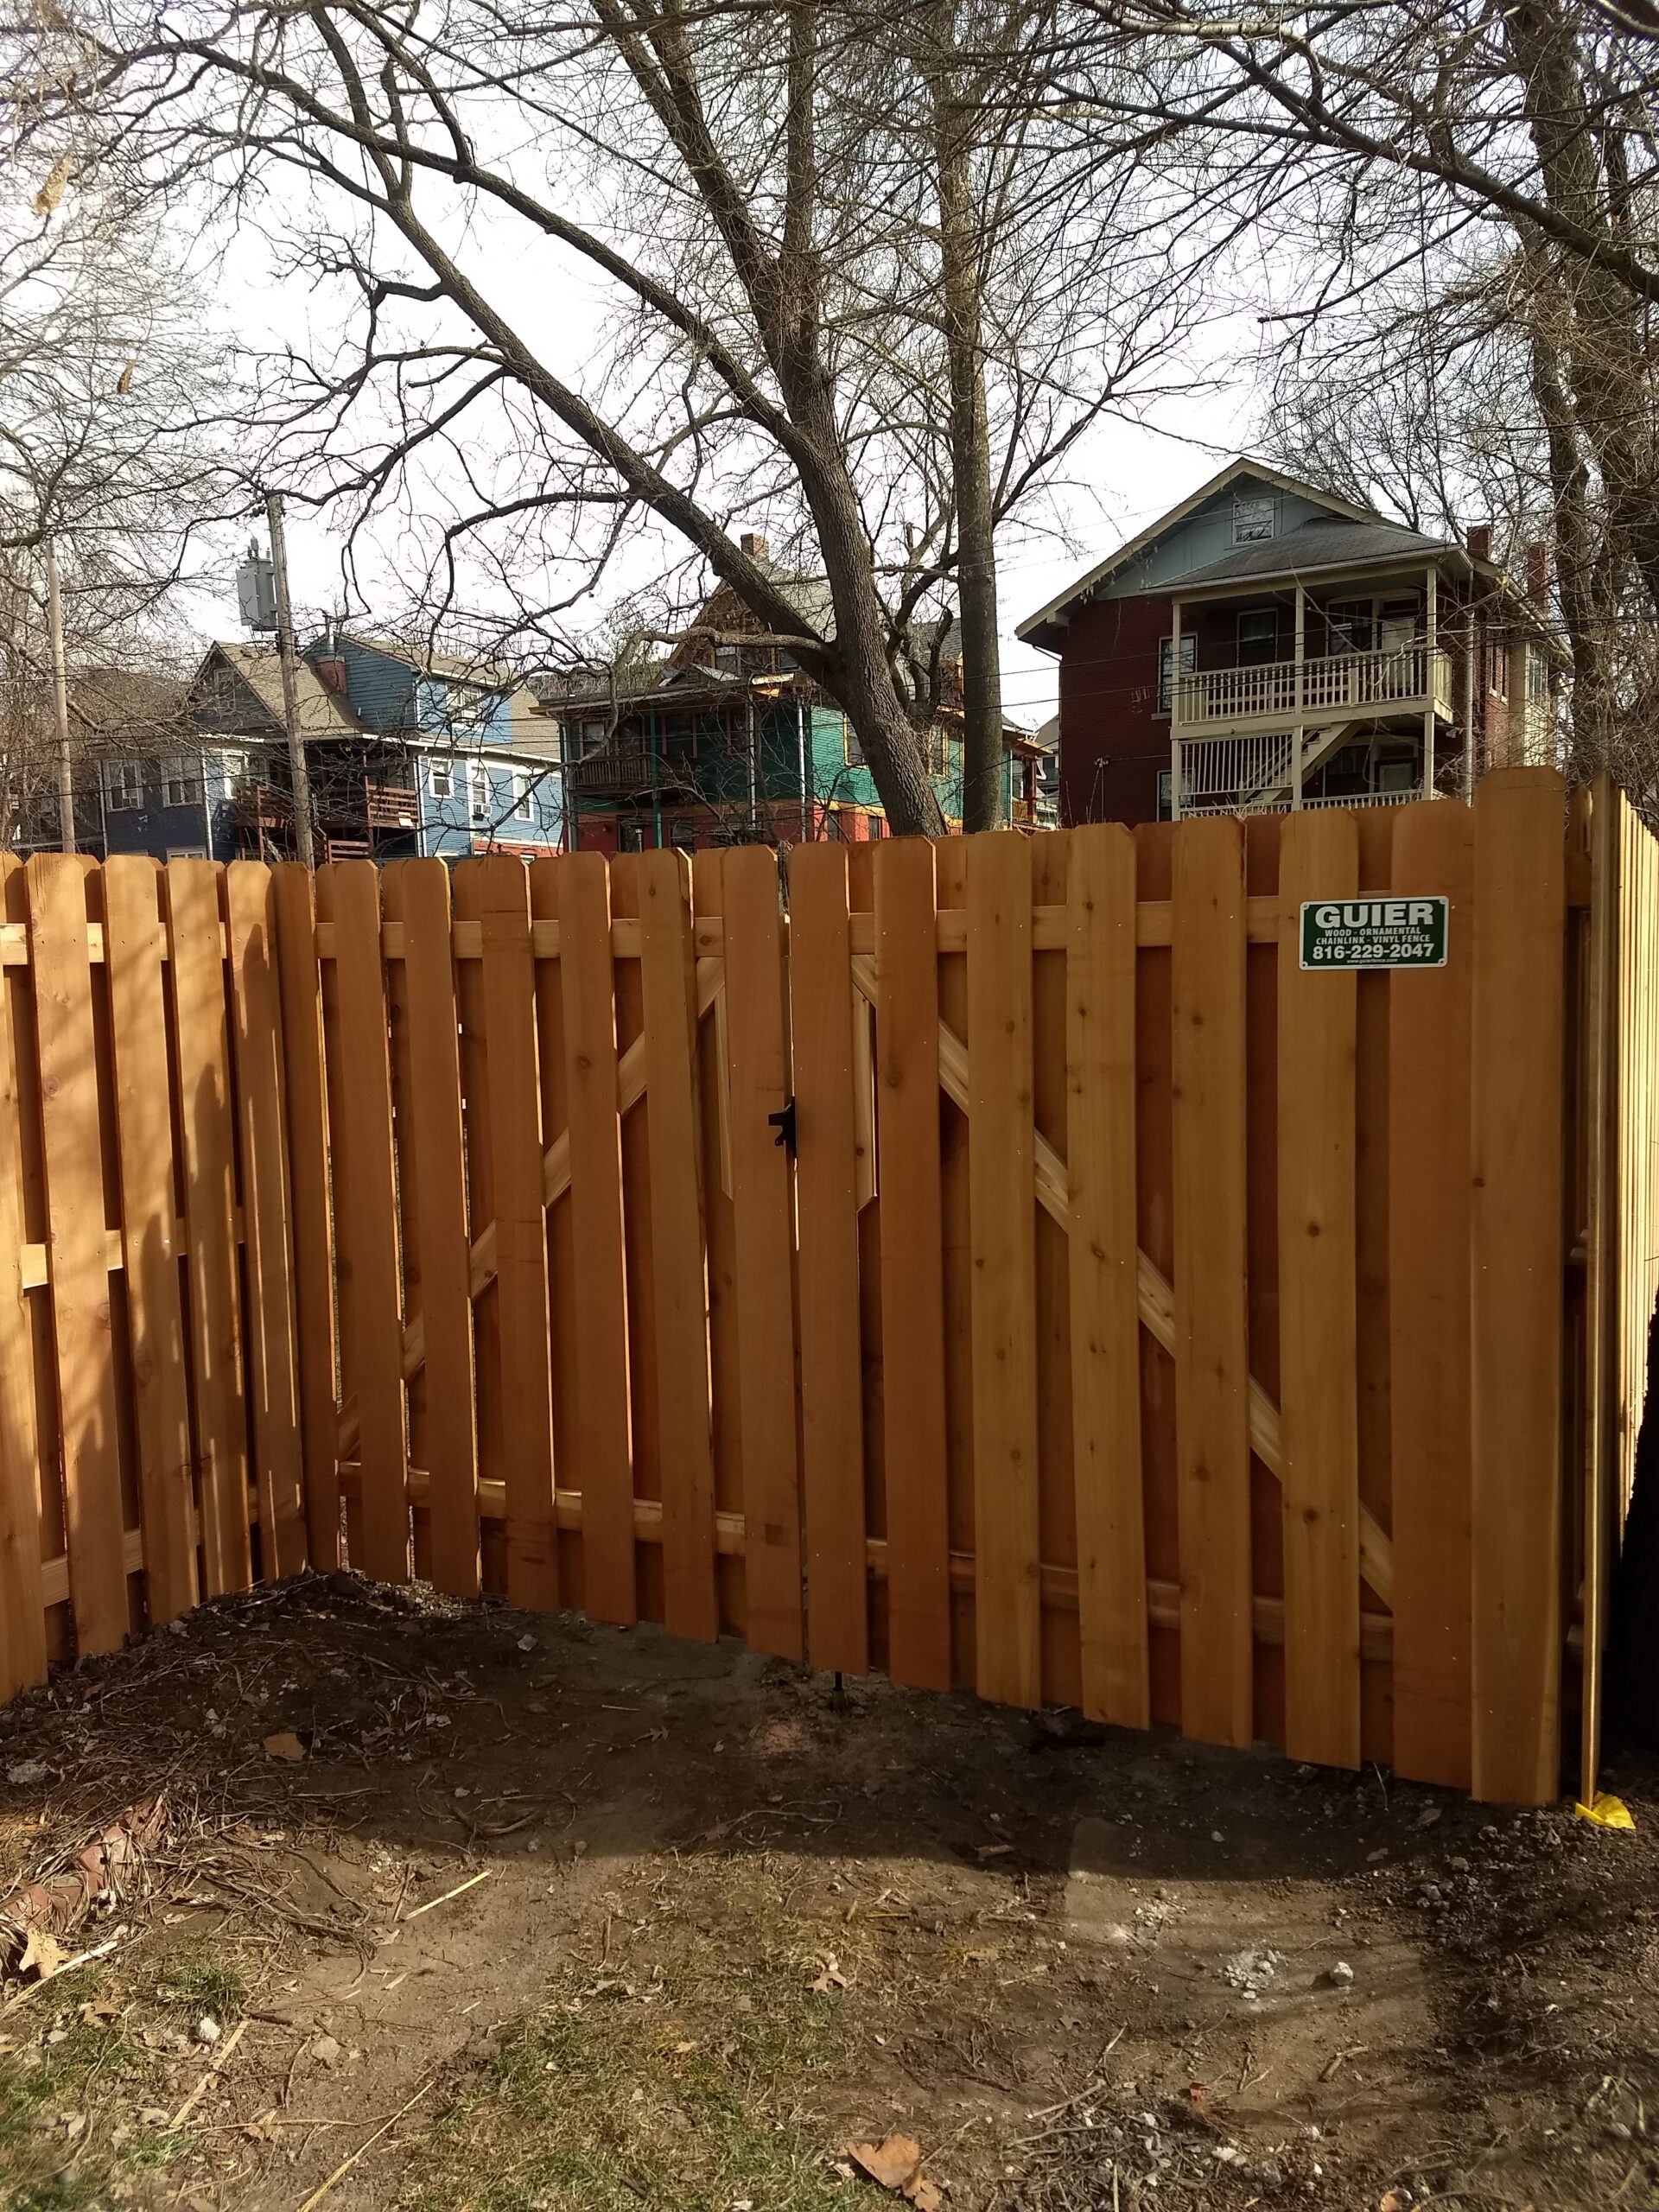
[
  {"xmin": 430, "ymin": 759, "xmax": 454, "ymax": 802},
  {"xmin": 166, "ymin": 844, "xmax": 207, "ymax": 860},
  {"xmin": 1157, "ymin": 633, "xmax": 1196, "ymax": 715},
  {"xmin": 842, "ymin": 715, "xmax": 863, "ymax": 767},
  {"xmin": 512, "ymin": 772, "xmax": 534, "ymax": 823},
  {"xmin": 713, "ymin": 645, "xmax": 739, "ymax": 675},
  {"xmin": 1527, "ymin": 643, "xmax": 1549, "ymax": 704},
  {"xmin": 105, "ymin": 760, "xmax": 143, "ymax": 812},
  {"xmin": 1156, "ymin": 768, "xmax": 1174, "ymax": 821},
  {"xmin": 1231, "ymin": 495, "xmax": 1275, "ymax": 544},
  {"xmin": 1236, "ymin": 610, "xmax": 1278, "ymax": 666},
  {"xmin": 1379, "ymin": 596, "xmax": 1420, "ymax": 652},
  {"xmin": 162, "ymin": 756, "xmax": 201, "ymax": 808},
  {"xmin": 1485, "ymin": 633, "xmax": 1508, "ymax": 698},
  {"xmin": 581, "ymin": 717, "xmax": 610, "ymax": 758},
  {"xmin": 1376, "ymin": 756, "xmax": 1419, "ymax": 794},
  {"xmin": 1325, "ymin": 600, "xmax": 1376, "ymax": 655}
]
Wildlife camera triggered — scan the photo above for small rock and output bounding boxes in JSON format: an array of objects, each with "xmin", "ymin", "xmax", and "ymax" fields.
[
  {"xmin": 309, "ymin": 2034, "xmax": 343, "ymax": 2067},
  {"xmin": 5, "ymin": 1760, "xmax": 47, "ymax": 1785},
  {"xmin": 1325, "ymin": 1961, "xmax": 1355, "ymax": 1987},
  {"xmin": 1416, "ymin": 1806, "xmax": 1442, "ymax": 1828},
  {"xmin": 1366, "ymin": 1847, "xmax": 1389, "ymax": 1864},
  {"xmin": 43, "ymin": 2028, "xmax": 67, "ymax": 2045},
  {"xmin": 1450, "ymin": 1856, "xmax": 1470, "ymax": 1873},
  {"xmin": 139, "ymin": 2107, "xmax": 172, "ymax": 2127},
  {"xmin": 195, "ymin": 2015, "xmax": 221, "ymax": 2046}
]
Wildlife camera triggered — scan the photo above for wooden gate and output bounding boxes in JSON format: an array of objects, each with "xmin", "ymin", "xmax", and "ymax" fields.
[{"xmin": 0, "ymin": 767, "xmax": 1650, "ymax": 1805}]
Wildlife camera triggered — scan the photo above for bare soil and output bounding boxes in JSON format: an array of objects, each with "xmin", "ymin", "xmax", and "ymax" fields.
[{"xmin": 0, "ymin": 1573, "xmax": 1653, "ymax": 2212}]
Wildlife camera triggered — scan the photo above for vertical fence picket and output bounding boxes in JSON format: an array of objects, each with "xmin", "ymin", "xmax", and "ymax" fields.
[
  {"xmin": 965, "ymin": 832, "xmax": 1041, "ymax": 1708},
  {"xmin": 790, "ymin": 842, "xmax": 868, "ymax": 1676},
  {"xmin": 636, "ymin": 848, "xmax": 718, "ymax": 1642},
  {"xmin": 386, "ymin": 861, "xmax": 480, "ymax": 1599},
  {"xmin": 330, "ymin": 861, "xmax": 410, "ymax": 1584},
  {"xmin": 464, "ymin": 857, "xmax": 560, "ymax": 1611},
  {"xmin": 1171, "ymin": 817, "xmax": 1253, "ymax": 1750},
  {"xmin": 29, "ymin": 857, "xmax": 129, "ymax": 1652},
  {"xmin": 1065, "ymin": 823, "xmax": 1148, "ymax": 1729},
  {"xmin": 0, "ymin": 860, "xmax": 46, "ymax": 1693},
  {"xmin": 721, "ymin": 844, "xmax": 804, "ymax": 1662},
  {"xmin": 226, "ymin": 863, "xmax": 306, "ymax": 1580},
  {"xmin": 104, "ymin": 858, "xmax": 197, "ymax": 1623},
  {"xmin": 1389, "ymin": 800, "xmax": 1475, "ymax": 1789},
  {"xmin": 873, "ymin": 838, "xmax": 952, "ymax": 1691},
  {"xmin": 167, "ymin": 859, "xmax": 251, "ymax": 1597},
  {"xmin": 1275, "ymin": 811, "xmax": 1361, "ymax": 1770},
  {"xmin": 559, "ymin": 852, "xmax": 637, "ymax": 1624},
  {"xmin": 1471, "ymin": 769, "xmax": 1567, "ymax": 1804},
  {"xmin": 272, "ymin": 864, "xmax": 340, "ymax": 1571}
]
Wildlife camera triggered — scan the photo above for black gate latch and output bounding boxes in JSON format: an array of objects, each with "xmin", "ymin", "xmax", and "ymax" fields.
[{"xmin": 767, "ymin": 1096, "xmax": 798, "ymax": 1156}]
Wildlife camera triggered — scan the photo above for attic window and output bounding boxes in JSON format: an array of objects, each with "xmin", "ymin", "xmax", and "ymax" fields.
[{"xmin": 1232, "ymin": 495, "xmax": 1275, "ymax": 545}]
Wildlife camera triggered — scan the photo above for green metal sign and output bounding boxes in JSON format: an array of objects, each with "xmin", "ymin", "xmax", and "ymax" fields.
[{"xmin": 1299, "ymin": 896, "xmax": 1448, "ymax": 970}]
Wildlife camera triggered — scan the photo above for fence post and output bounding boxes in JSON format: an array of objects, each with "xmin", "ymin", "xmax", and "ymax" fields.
[{"xmin": 1471, "ymin": 768, "xmax": 1567, "ymax": 1805}]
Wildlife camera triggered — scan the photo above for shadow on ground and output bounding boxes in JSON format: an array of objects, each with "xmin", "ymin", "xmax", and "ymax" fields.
[{"xmin": 0, "ymin": 1573, "xmax": 1652, "ymax": 2212}]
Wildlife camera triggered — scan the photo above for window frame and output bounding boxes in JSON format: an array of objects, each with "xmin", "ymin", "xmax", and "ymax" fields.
[
  {"xmin": 1231, "ymin": 494, "xmax": 1276, "ymax": 545},
  {"xmin": 104, "ymin": 760, "xmax": 143, "ymax": 813},
  {"xmin": 162, "ymin": 754, "xmax": 202, "ymax": 809},
  {"xmin": 512, "ymin": 770, "xmax": 534, "ymax": 823},
  {"xmin": 1235, "ymin": 608, "xmax": 1279, "ymax": 667}
]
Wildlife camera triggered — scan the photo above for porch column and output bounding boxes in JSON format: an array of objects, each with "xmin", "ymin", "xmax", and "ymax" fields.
[
  {"xmin": 1292, "ymin": 583, "xmax": 1306, "ymax": 810},
  {"xmin": 1424, "ymin": 565, "xmax": 1438, "ymax": 799},
  {"xmin": 1169, "ymin": 598, "xmax": 1183, "ymax": 821}
]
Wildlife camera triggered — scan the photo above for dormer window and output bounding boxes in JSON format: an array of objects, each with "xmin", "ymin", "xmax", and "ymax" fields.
[{"xmin": 1232, "ymin": 494, "xmax": 1275, "ymax": 544}]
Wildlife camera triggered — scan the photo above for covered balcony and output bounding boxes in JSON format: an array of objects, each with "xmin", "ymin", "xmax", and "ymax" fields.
[
  {"xmin": 1165, "ymin": 560, "xmax": 1455, "ymax": 819},
  {"xmin": 1173, "ymin": 642, "xmax": 1452, "ymax": 737}
]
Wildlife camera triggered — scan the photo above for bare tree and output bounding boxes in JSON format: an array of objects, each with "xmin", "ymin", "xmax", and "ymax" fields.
[{"xmin": 10, "ymin": 0, "xmax": 1201, "ymax": 834}]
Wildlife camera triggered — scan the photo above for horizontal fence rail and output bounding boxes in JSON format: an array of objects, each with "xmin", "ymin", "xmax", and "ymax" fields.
[{"xmin": 0, "ymin": 771, "xmax": 1648, "ymax": 1808}]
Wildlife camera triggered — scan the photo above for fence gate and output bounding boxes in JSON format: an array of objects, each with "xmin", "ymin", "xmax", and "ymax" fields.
[{"xmin": 0, "ymin": 767, "xmax": 1652, "ymax": 1806}]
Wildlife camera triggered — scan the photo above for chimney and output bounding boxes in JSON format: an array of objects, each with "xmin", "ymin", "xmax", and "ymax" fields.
[
  {"xmin": 315, "ymin": 657, "xmax": 347, "ymax": 696},
  {"xmin": 740, "ymin": 531, "xmax": 770, "ymax": 562},
  {"xmin": 1465, "ymin": 523, "xmax": 1493, "ymax": 563},
  {"xmin": 1523, "ymin": 540, "xmax": 1552, "ymax": 603}
]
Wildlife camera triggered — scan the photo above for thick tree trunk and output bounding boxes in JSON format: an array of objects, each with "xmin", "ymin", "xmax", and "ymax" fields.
[
  {"xmin": 931, "ymin": 70, "xmax": 1006, "ymax": 834},
  {"xmin": 1507, "ymin": 0, "xmax": 1659, "ymax": 625}
]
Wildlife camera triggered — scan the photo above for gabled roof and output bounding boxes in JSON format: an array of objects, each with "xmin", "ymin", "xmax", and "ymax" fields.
[
  {"xmin": 193, "ymin": 642, "xmax": 363, "ymax": 741},
  {"xmin": 1016, "ymin": 457, "xmax": 1425, "ymax": 651},
  {"xmin": 1176, "ymin": 515, "xmax": 1454, "ymax": 588}
]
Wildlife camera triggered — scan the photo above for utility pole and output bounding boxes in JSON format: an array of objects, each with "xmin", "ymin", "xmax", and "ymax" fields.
[
  {"xmin": 45, "ymin": 538, "xmax": 73, "ymax": 852},
  {"xmin": 264, "ymin": 491, "xmax": 316, "ymax": 867}
]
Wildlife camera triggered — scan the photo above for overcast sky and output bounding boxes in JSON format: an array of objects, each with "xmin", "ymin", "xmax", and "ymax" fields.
[{"xmin": 184, "ymin": 213, "xmax": 1259, "ymax": 723}]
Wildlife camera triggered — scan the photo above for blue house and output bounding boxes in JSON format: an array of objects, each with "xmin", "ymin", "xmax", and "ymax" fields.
[{"xmin": 115, "ymin": 635, "xmax": 570, "ymax": 866}]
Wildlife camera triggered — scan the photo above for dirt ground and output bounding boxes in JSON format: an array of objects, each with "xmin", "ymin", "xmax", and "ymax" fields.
[{"xmin": 0, "ymin": 1576, "xmax": 1653, "ymax": 2212}]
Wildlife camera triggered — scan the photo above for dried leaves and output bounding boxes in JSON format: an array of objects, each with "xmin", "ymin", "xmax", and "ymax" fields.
[{"xmin": 846, "ymin": 2133, "xmax": 944, "ymax": 2209}]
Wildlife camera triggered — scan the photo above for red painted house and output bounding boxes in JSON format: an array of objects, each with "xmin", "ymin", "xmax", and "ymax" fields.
[{"xmin": 1017, "ymin": 458, "xmax": 1556, "ymax": 825}]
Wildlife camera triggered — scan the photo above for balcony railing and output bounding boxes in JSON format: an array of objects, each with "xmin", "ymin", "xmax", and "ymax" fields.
[
  {"xmin": 1177, "ymin": 731, "xmax": 1299, "ymax": 816},
  {"xmin": 364, "ymin": 780, "xmax": 418, "ymax": 830},
  {"xmin": 1173, "ymin": 645, "xmax": 1452, "ymax": 733},
  {"xmin": 571, "ymin": 750, "xmax": 657, "ymax": 795}
]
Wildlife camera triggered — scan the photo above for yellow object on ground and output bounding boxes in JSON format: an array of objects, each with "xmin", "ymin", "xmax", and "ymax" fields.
[{"xmin": 1573, "ymin": 1792, "xmax": 1637, "ymax": 1830}]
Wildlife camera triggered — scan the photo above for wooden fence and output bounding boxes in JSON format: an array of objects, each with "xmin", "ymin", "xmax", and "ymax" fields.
[{"xmin": 0, "ymin": 767, "xmax": 1652, "ymax": 1805}]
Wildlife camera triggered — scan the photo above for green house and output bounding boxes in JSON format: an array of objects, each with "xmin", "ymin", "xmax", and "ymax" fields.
[{"xmin": 551, "ymin": 545, "xmax": 1051, "ymax": 850}]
